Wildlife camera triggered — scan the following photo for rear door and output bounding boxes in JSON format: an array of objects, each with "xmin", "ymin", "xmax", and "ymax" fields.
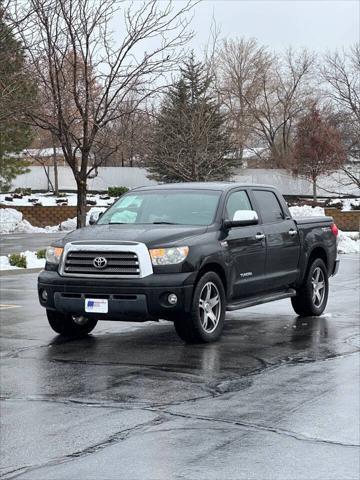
[
  {"xmin": 251, "ymin": 189, "xmax": 300, "ymax": 290},
  {"xmin": 223, "ymin": 189, "xmax": 266, "ymax": 299}
]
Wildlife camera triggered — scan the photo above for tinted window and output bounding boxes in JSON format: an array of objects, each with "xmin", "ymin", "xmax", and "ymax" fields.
[
  {"xmin": 225, "ymin": 191, "xmax": 252, "ymax": 220},
  {"xmin": 98, "ymin": 190, "xmax": 221, "ymax": 226},
  {"xmin": 253, "ymin": 190, "xmax": 283, "ymax": 223}
]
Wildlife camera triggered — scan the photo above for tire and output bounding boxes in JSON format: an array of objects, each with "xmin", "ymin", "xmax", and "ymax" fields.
[
  {"xmin": 174, "ymin": 271, "xmax": 226, "ymax": 344},
  {"xmin": 47, "ymin": 310, "xmax": 97, "ymax": 337},
  {"xmin": 291, "ymin": 258, "xmax": 329, "ymax": 317}
]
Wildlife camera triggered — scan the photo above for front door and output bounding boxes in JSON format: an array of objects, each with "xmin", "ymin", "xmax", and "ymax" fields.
[{"xmin": 223, "ymin": 190, "xmax": 266, "ymax": 299}]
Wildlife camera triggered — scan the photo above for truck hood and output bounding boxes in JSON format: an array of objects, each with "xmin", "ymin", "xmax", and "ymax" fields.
[{"xmin": 59, "ymin": 224, "xmax": 208, "ymax": 248}]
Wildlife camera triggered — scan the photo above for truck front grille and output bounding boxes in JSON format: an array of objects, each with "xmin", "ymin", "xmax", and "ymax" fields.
[{"xmin": 64, "ymin": 251, "xmax": 140, "ymax": 276}]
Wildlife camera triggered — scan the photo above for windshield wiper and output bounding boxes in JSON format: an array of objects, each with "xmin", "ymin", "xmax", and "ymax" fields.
[
  {"xmin": 151, "ymin": 221, "xmax": 179, "ymax": 225},
  {"xmin": 109, "ymin": 222, "xmax": 126, "ymax": 224}
]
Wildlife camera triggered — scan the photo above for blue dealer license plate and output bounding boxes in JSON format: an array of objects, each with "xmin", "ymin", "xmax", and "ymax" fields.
[{"xmin": 85, "ymin": 298, "xmax": 108, "ymax": 314}]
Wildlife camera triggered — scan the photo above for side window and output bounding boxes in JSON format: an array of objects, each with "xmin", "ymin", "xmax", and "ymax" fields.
[
  {"xmin": 226, "ymin": 191, "xmax": 252, "ymax": 220},
  {"xmin": 253, "ymin": 190, "xmax": 284, "ymax": 223}
]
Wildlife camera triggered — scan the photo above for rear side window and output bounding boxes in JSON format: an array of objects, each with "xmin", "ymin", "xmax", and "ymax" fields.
[
  {"xmin": 225, "ymin": 191, "xmax": 252, "ymax": 220},
  {"xmin": 253, "ymin": 190, "xmax": 283, "ymax": 223}
]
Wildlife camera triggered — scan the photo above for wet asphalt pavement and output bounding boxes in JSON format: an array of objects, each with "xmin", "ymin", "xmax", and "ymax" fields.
[
  {"xmin": 0, "ymin": 255, "xmax": 359, "ymax": 480},
  {"xmin": 0, "ymin": 233, "xmax": 66, "ymax": 255}
]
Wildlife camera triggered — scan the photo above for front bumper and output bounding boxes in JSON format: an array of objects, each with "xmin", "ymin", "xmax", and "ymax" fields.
[{"xmin": 38, "ymin": 270, "xmax": 195, "ymax": 321}]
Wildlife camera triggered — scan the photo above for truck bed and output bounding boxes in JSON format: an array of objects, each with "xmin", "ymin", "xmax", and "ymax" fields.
[{"xmin": 294, "ymin": 215, "xmax": 333, "ymax": 226}]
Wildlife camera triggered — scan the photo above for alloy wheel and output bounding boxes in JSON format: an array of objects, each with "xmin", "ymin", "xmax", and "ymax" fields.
[
  {"xmin": 311, "ymin": 267, "xmax": 326, "ymax": 308},
  {"xmin": 199, "ymin": 281, "xmax": 221, "ymax": 333}
]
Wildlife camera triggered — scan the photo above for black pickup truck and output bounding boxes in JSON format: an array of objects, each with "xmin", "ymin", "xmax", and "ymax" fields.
[{"xmin": 38, "ymin": 183, "xmax": 339, "ymax": 343}]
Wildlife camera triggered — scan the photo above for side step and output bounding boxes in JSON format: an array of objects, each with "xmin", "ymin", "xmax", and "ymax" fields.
[{"xmin": 226, "ymin": 288, "xmax": 297, "ymax": 312}]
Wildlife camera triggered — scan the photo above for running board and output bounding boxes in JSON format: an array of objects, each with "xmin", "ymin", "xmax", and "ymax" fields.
[{"xmin": 226, "ymin": 288, "xmax": 297, "ymax": 312}]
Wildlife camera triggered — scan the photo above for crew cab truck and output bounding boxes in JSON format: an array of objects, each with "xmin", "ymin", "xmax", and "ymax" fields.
[{"xmin": 38, "ymin": 183, "xmax": 339, "ymax": 343}]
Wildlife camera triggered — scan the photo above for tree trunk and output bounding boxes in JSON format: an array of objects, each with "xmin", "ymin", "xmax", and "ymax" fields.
[
  {"xmin": 76, "ymin": 177, "xmax": 87, "ymax": 228},
  {"xmin": 52, "ymin": 131, "xmax": 59, "ymax": 196},
  {"xmin": 312, "ymin": 178, "xmax": 317, "ymax": 203},
  {"xmin": 53, "ymin": 153, "xmax": 59, "ymax": 196}
]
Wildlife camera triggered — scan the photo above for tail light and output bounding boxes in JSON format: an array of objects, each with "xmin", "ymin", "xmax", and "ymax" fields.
[{"xmin": 331, "ymin": 223, "xmax": 339, "ymax": 236}]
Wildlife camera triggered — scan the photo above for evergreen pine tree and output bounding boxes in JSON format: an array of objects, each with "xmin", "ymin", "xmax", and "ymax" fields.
[
  {"xmin": 147, "ymin": 54, "xmax": 235, "ymax": 182},
  {"xmin": 0, "ymin": 4, "xmax": 35, "ymax": 191}
]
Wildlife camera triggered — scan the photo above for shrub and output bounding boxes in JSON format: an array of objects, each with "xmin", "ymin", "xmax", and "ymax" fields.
[
  {"xmin": 14, "ymin": 187, "xmax": 32, "ymax": 196},
  {"xmin": 108, "ymin": 186, "xmax": 129, "ymax": 197},
  {"xmin": 36, "ymin": 249, "xmax": 46, "ymax": 259},
  {"xmin": 351, "ymin": 203, "xmax": 360, "ymax": 210},
  {"xmin": 9, "ymin": 253, "xmax": 27, "ymax": 268}
]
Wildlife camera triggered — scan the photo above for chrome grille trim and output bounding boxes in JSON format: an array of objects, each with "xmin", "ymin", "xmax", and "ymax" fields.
[{"xmin": 59, "ymin": 242, "xmax": 153, "ymax": 278}]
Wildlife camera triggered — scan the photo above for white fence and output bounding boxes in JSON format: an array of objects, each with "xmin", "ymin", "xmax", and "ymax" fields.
[{"xmin": 9, "ymin": 165, "xmax": 360, "ymax": 196}]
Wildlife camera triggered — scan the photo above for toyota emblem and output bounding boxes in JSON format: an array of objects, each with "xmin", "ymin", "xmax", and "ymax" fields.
[{"xmin": 93, "ymin": 256, "xmax": 107, "ymax": 269}]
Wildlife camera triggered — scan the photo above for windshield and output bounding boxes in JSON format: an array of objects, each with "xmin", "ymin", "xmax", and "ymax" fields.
[{"xmin": 98, "ymin": 189, "xmax": 221, "ymax": 226}]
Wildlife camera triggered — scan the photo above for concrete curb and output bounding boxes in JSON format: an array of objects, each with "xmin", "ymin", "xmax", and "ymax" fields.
[{"xmin": 0, "ymin": 268, "xmax": 42, "ymax": 276}]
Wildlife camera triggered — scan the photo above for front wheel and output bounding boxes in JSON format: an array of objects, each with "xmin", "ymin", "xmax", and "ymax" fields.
[
  {"xmin": 291, "ymin": 258, "xmax": 329, "ymax": 317},
  {"xmin": 47, "ymin": 310, "xmax": 97, "ymax": 337},
  {"xmin": 174, "ymin": 271, "xmax": 226, "ymax": 344}
]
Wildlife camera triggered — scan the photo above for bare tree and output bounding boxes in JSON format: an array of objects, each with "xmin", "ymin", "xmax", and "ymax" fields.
[
  {"xmin": 322, "ymin": 45, "xmax": 360, "ymax": 189},
  {"xmin": 96, "ymin": 98, "xmax": 153, "ymax": 167},
  {"xmin": 11, "ymin": 0, "xmax": 195, "ymax": 227},
  {"xmin": 215, "ymin": 37, "xmax": 272, "ymax": 163},
  {"xmin": 243, "ymin": 48, "xmax": 316, "ymax": 166}
]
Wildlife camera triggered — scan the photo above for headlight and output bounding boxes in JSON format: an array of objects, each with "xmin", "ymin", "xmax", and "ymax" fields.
[
  {"xmin": 149, "ymin": 246, "xmax": 189, "ymax": 266},
  {"xmin": 46, "ymin": 246, "xmax": 64, "ymax": 264}
]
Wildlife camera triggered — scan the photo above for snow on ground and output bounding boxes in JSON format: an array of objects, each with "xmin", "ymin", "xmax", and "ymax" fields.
[
  {"xmin": 337, "ymin": 231, "xmax": 360, "ymax": 254},
  {"xmin": 0, "ymin": 208, "xmax": 59, "ymax": 234},
  {"xmin": 0, "ymin": 207, "xmax": 106, "ymax": 234},
  {"xmin": 0, "ymin": 251, "xmax": 46, "ymax": 271},
  {"xmin": 0, "ymin": 192, "xmax": 113, "ymax": 207},
  {"xmin": 289, "ymin": 205, "xmax": 326, "ymax": 217},
  {"xmin": 327, "ymin": 197, "xmax": 360, "ymax": 211}
]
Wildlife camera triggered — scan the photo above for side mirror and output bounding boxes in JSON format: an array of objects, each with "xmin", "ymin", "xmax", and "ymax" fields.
[
  {"xmin": 224, "ymin": 210, "xmax": 259, "ymax": 229},
  {"xmin": 89, "ymin": 210, "xmax": 103, "ymax": 225}
]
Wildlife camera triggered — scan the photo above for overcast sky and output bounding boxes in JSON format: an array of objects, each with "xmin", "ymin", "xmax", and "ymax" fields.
[{"xmin": 188, "ymin": 0, "xmax": 359, "ymax": 53}]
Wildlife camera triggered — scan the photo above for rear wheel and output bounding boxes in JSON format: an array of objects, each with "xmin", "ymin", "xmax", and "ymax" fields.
[
  {"xmin": 174, "ymin": 271, "xmax": 226, "ymax": 343},
  {"xmin": 291, "ymin": 258, "xmax": 329, "ymax": 316},
  {"xmin": 47, "ymin": 310, "xmax": 97, "ymax": 337}
]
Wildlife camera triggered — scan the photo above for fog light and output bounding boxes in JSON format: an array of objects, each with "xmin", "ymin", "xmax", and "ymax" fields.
[
  {"xmin": 41, "ymin": 289, "xmax": 48, "ymax": 301},
  {"xmin": 168, "ymin": 293, "xmax": 178, "ymax": 305}
]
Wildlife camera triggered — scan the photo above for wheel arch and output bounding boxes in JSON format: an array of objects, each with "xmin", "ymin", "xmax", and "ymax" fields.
[
  {"xmin": 195, "ymin": 262, "xmax": 228, "ymax": 296},
  {"xmin": 305, "ymin": 246, "xmax": 328, "ymax": 278}
]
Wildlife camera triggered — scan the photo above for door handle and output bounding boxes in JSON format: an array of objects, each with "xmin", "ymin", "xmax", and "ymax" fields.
[
  {"xmin": 255, "ymin": 233, "xmax": 265, "ymax": 240},
  {"xmin": 289, "ymin": 229, "xmax": 298, "ymax": 236}
]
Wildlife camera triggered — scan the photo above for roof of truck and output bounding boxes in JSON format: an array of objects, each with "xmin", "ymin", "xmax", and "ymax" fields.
[{"xmin": 134, "ymin": 182, "xmax": 278, "ymax": 192}]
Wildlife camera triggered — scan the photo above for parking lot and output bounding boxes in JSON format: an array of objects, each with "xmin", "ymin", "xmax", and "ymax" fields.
[{"xmin": 0, "ymin": 255, "xmax": 359, "ymax": 480}]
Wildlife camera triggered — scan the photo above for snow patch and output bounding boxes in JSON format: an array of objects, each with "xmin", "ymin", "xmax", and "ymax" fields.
[
  {"xmin": 0, "ymin": 207, "xmax": 106, "ymax": 234},
  {"xmin": 0, "ymin": 208, "xmax": 23, "ymax": 233},
  {"xmin": 338, "ymin": 231, "xmax": 360, "ymax": 255},
  {"xmin": 0, "ymin": 250, "xmax": 46, "ymax": 271},
  {"xmin": 0, "ymin": 208, "xmax": 58, "ymax": 233},
  {"xmin": 289, "ymin": 205, "xmax": 325, "ymax": 217},
  {"xmin": 58, "ymin": 207, "xmax": 106, "ymax": 231},
  {"xmin": 327, "ymin": 197, "xmax": 360, "ymax": 211},
  {"xmin": 0, "ymin": 192, "xmax": 113, "ymax": 207}
]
